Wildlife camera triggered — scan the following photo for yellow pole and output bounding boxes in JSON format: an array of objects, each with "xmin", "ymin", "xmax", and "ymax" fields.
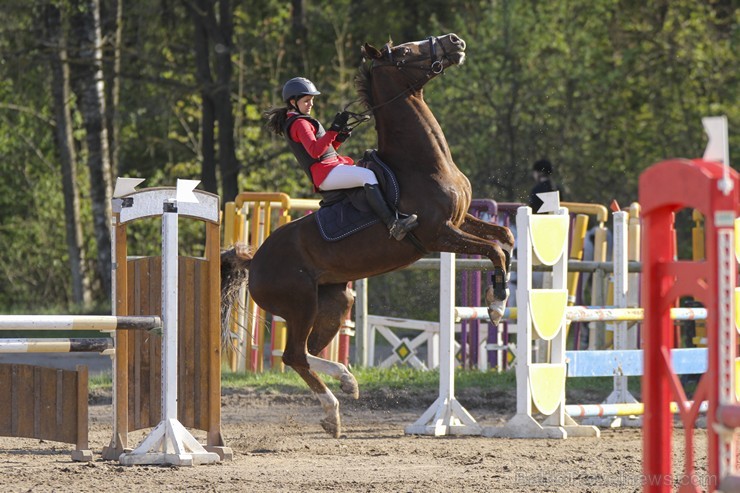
[
  {"xmin": 223, "ymin": 202, "xmax": 236, "ymax": 248},
  {"xmin": 271, "ymin": 318, "xmax": 287, "ymax": 372},
  {"xmin": 626, "ymin": 203, "xmax": 642, "ymax": 350},
  {"xmin": 567, "ymin": 214, "xmax": 589, "ymax": 304},
  {"xmin": 589, "ymin": 224, "xmax": 608, "ymax": 349},
  {"xmin": 691, "ymin": 210, "xmax": 706, "ymax": 347},
  {"xmin": 564, "ymin": 214, "xmax": 588, "ymax": 349}
]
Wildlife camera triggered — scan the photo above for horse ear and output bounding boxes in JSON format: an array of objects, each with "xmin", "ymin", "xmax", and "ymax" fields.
[{"xmin": 362, "ymin": 43, "xmax": 383, "ymax": 60}]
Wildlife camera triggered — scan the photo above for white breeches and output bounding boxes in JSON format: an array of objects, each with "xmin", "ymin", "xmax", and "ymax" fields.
[{"xmin": 318, "ymin": 165, "xmax": 378, "ymax": 191}]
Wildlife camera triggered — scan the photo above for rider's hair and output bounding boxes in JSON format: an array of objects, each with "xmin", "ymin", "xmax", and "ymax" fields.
[{"xmin": 263, "ymin": 106, "xmax": 289, "ymax": 136}]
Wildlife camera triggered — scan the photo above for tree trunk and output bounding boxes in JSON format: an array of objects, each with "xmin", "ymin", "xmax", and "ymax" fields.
[
  {"xmin": 188, "ymin": 0, "xmax": 240, "ymax": 201},
  {"xmin": 290, "ymin": 0, "xmax": 308, "ymax": 74},
  {"xmin": 70, "ymin": 0, "xmax": 113, "ymax": 300},
  {"xmin": 44, "ymin": 2, "xmax": 92, "ymax": 308},
  {"xmin": 102, "ymin": 0, "xmax": 123, "ymax": 178},
  {"xmin": 189, "ymin": 0, "xmax": 217, "ymax": 194},
  {"xmin": 214, "ymin": 0, "xmax": 239, "ymax": 202}
]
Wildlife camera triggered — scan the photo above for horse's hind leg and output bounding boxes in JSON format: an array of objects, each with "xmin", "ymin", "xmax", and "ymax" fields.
[
  {"xmin": 307, "ymin": 283, "xmax": 359, "ymax": 399},
  {"xmin": 276, "ymin": 284, "xmax": 343, "ymax": 437},
  {"xmin": 291, "ymin": 365, "xmax": 343, "ymax": 437}
]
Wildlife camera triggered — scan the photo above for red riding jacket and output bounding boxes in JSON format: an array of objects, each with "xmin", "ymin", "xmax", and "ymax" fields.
[{"xmin": 286, "ymin": 111, "xmax": 354, "ymax": 188}]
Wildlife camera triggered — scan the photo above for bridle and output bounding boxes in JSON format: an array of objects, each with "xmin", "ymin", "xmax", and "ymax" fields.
[
  {"xmin": 378, "ymin": 35, "xmax": 449, "ymax": 76},
  {"xmin": 343, "ymin": 36, "xmax": 452, "ymax": 126}
]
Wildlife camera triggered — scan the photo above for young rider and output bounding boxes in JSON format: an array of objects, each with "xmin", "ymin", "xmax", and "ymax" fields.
[{"xmin": 264, "ymin": 77, "xmax": 418, "ymax": 241}]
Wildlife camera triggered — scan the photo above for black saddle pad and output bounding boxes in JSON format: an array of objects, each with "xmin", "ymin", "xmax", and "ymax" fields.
[{"xmin": 314, "ymin": 150, "xmax": 400, "ymax": 241}]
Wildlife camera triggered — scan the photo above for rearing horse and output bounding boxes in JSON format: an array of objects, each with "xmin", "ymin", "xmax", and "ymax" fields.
[{"xmin": 243, "ymin": 34, "xmax": 514, "ymax": 437}]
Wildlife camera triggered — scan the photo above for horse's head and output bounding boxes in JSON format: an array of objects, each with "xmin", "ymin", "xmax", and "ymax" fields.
[{"xmin": 361, "ymin": 34, "xmax": 466, "ymax": 87}]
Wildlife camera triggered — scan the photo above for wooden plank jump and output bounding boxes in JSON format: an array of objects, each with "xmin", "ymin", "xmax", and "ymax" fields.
[{"xmin": 0, "ymin": 363, "xmax": 91, "ymax": 461}]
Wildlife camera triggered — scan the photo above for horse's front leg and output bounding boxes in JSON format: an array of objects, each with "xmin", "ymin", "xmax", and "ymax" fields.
[
  {"xmin": 459, "ymin": 213, "xmax": 514, "ymax": 272},
  {"xmin": 428, "ymin": 221, "xmax": 511, "ymax": 325}
]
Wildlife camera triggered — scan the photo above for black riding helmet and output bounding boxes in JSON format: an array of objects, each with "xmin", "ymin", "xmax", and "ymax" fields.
[
  {"xmin": 282, "ymin": 77, "xmax": 320, "ymax": 109},
  {"xmin": 532, "ymin": 159, "xmax": 553, "ymax": 175}
]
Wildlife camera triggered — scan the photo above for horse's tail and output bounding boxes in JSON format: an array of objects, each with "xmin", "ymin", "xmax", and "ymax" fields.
[{"xmin": 220, "ymin": 243, "xmax": 253, "ymax": 347}]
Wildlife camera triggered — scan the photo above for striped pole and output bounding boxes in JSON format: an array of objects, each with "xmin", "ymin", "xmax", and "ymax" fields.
[
  {"xmin": 0, "ymin": 338, "xmax": 114, "ymax": 353},
  {"xmin": 454, "ymin": 306, "xmax": 707, "ymax": 323},
  {"xmin": 0, "ymin": 315, "xmax": 161, "ymax": 332},
  {"xmin": 566, "ymin": 401, "xmax": 709, "ymax": 419}
]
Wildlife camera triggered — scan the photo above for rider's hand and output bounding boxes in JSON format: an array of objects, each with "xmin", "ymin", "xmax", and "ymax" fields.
[
  {"xmin": 335, "ymin": 130, "xmax": 351, "ymax": 143},
  {"xmin": 328, "ymin": 111, "xmax": 350, "ymax": 132}
]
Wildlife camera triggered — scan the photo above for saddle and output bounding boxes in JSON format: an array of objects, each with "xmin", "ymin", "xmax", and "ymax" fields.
[{"xmin": 314, "ymin": 150, "xmax": 400, "ymax": 241}]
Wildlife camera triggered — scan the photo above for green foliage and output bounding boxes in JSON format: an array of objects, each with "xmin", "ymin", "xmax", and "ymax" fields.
[{"xmin": 0, "ymin": 0, "xmax": 737, "ymax": 314}]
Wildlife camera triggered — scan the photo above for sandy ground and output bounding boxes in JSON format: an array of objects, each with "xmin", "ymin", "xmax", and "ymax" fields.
[{"xmin": 0, "ymin": 382, "xmax": 711, "ymax": 493}]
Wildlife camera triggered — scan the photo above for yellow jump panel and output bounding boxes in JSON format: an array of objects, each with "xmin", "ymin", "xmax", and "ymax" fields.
[
  {"xmin": 529, "ymin": 363, "xmax": 566, "ymax": 416},
  {"xmin": 530, "ymin": 289, "xmax": 568, "ymax": 341},
  {"xmin": 529, "ymin": 215, "xmax": 569, "ymax": 266}
]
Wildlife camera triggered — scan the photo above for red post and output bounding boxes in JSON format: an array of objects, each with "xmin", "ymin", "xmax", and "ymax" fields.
[
  {"xmin": 642, "ymin": 208, "xmax": 675, "ymax": 492},
  {"xmin": 640, "ymin": 158, "xmax": 739, "ymax": 493}
]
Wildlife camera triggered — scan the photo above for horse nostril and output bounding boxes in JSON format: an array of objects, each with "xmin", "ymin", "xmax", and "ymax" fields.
[{"xmin": 449, "ymin": 34, "xmax": 465, "ymax": 50}]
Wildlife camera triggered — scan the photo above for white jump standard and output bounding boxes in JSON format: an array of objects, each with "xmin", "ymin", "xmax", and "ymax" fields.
[
  {"xmin": 405, "ymin": 252, "xmax": 481, "ymax": 436},
  {"xmin": 118, "ymin": 180, "xmax": 221, "ymax": 466}
]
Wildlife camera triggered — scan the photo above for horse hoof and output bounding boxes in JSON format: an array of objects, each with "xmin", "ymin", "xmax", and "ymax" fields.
[
  {"xmin": 320, "ymin": 416, "xmax": 341, "ymax": 438},
  {"xmin": 488, "ymin": 300, "xmax": 506, "ymax": 325},
  {"xmin": 340, "ymin": 373, "xmax": 359, "ymax": 399}
]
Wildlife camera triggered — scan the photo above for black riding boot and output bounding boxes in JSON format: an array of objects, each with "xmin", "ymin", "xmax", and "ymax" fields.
[{"xmin": 364, "ymin": 183, "xmax": 418, "ymax": 241}]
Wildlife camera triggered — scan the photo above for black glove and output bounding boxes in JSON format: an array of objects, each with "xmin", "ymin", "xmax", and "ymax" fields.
[
  {"xmin": 328, "ymin": 111, "xmax": 350, "ymax": 132},
  {"xmin": 335, "ymin": 130, "xmax": 351, "ymax": 143}
]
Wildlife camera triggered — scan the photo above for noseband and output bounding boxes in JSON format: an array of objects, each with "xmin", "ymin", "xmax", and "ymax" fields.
[{"xmin": 381, "ymin": 36, "xmax": 449, "ymax": 76}]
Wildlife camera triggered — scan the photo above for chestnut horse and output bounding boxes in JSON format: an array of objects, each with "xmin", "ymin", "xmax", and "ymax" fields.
[{"xmin": 243, "ymin": 34, "xmax": 514, "ymax": 437}]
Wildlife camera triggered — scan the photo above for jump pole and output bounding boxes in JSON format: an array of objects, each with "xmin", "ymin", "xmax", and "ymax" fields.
[
  {"xmin": 0, "ymin": 315, "xmax": 161, "ymax": 332},
  {"xmin": 405, "ymin": 252, "xmax": 481, "ymax": 436},
  {"xmin": 565, "ymin": 401, "xmax": 709, "ymax": 419},
  {"xmin": 455, "ymin": 306, "xmax": 708, "ymax": 323},
  {"xmin": 118, "ymin": 180, "xmax": 220, "ymax": 466},
  {"xmin": 0, "ymin": 338, "xmax": 113, "ymax": 353}
]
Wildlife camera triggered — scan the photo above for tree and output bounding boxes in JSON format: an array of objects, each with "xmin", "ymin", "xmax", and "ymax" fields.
[
  {"xmin": 44, "ymin": 2, "xmax": 92, "ymax": 308},
  {"xmin": 102, "ymin": 0, "xmax": 124, "ymax": 177},
  {"xmin": 70, "ymin": 0, "xmax": 113, "ymax": 297},
  {"xmin": 186, "ymin": 0, "xmax": 240, "ymax": 202}
]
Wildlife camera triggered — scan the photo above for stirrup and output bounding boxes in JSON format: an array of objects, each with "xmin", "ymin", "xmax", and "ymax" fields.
[{"xmin": 388, "ymin": 214, "xmax": 418, "ymax": 241}]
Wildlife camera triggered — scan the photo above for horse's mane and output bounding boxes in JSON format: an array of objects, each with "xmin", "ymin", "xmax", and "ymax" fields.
[{"xmin": 354, "ymin": 60, "xmax": 373, "ymax": 110}]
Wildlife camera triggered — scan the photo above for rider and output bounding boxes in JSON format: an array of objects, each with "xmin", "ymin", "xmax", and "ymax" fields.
[
  {"xmin": 264, "ymin": 77, "xmax": 418, "ymax": 241},
  {"xmin": 528, "ymin": 158, "xmax": 559, "ymax": 214}
]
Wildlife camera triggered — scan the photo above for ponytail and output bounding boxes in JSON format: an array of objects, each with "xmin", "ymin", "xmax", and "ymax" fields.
[{"xmin": 264, "ymin": 106, "xmax": 289, "ymax": 136}]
